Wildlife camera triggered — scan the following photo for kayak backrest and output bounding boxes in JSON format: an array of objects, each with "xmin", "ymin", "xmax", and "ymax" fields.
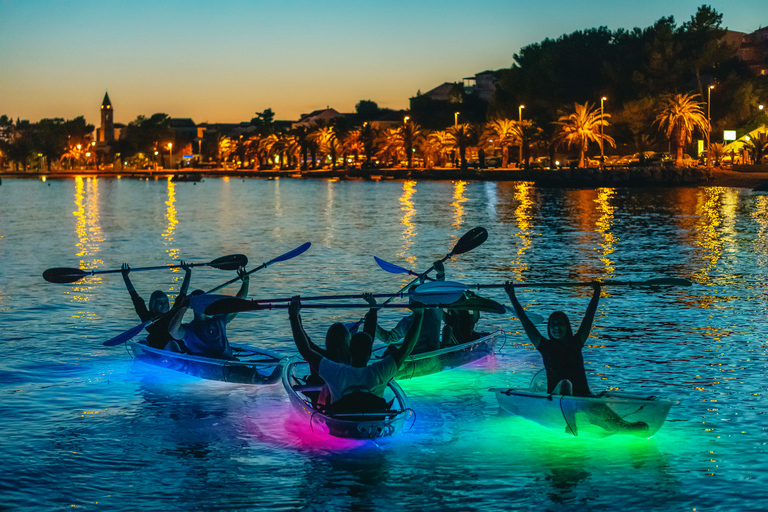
[{"xmin": 529, "ymin": 369, "xmax": 547, "ymax": 392}]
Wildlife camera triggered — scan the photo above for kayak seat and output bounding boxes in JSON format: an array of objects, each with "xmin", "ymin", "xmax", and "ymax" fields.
[
  {"xmin": 324, "ymin": 390, "xmax": 394, "ymax": 414},
  {"xmin": 529, "ymin": 369, "xmax": 548, "ymax": 392}
]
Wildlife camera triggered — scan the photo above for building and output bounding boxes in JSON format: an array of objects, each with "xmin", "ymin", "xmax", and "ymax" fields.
[
  {"xmin": 291, "ymin": 108, "xmax": 343, "ymax": 129},
  {"xmin": 737, "ymin": 26, "xmax": 768, "ymax": 76}
]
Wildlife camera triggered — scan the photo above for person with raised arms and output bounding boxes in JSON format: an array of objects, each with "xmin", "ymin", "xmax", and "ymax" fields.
[
  {"xmin": 374, "ymin": 260, "xmax": 445, "ymax": 354},
  {"xmin": 505, "ymin": 281, "xmax": 648, "ymax": 433},
  {"xmin": 168, "ymin": 267, "xmax": 249, "ymax": 360},
  {"xmin": 289, "ymin": 295, "xmax": 424, "ymax": 412},
  {"xmin": 121, "ymin": 261, "xmax": 191, "ymax": 351}
]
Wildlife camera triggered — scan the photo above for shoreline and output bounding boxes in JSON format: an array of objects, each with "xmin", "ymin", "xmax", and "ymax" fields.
[{"xmin": 3, "ymin": 167, "xmax": 768, "ymax": 189}]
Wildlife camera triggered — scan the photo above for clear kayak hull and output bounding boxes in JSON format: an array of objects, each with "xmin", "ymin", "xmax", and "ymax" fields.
[
  {"xmin": 128, "ymin": 340, "xmax": 283, "ymax": 385},
  {"xmin": 490, "ymin": 387, "xmax": 673, "ymax": 438},
  {"xmin": 376, "ymin": 331, "xmax": 503, "ymax": 380},
  {"xmin": 282, "ymin": 358, "xmax": 414, "ymax": 440}
]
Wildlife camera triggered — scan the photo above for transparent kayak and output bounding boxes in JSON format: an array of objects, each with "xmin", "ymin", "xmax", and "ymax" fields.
[
  {"xmin": 375, "ymin": 330, "xmax": 503, "ymax": 380},
  {"xmin": 491, "ymin": 374, "xmax": 673, "ymax": 438},
  {"xmin": 128, "ymin": 340, "xmax": 283, "ymax": 385},
  {"xmin": 282, "ymin": 358, "xmax": 414, "ymax": 440}
]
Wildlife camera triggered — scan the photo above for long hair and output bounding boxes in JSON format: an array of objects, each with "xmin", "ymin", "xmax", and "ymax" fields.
[{"xmin": 325, "ymin": 322, "xmax": 351, "ymax": 363}]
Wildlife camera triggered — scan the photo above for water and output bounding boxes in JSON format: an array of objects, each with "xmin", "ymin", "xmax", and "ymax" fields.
[{"xmin": 1, "ymin": 176, "xmax": 767, "ymax": 511}]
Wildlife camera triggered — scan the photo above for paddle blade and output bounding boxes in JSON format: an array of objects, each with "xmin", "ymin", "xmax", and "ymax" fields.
[
  {"xmin": 451, "ymin": 227, "xmax": 488, "ymax": 256},
  {"xmin": 104, "ymin": 322, "xmax": 149, "ymax": 346},
  {"xmin": 189, "ymin": 293, "xmax": 233, "ymax": 314},
  {"xmin": 208, "ymin": 254, "xmax": 248, "ymax": 271},
  {"xmin": 204, "ymin": 298, "xmax": 266, "ymax": 315},
  {"xmin": 412, "ymin": 280, "xmax": 469, "ymax": 295},
  {"xmin": 266, "ymin": 242, "xmax": 311, "ymax": 265},
  {"xmin": 442, "ymin": 295, "xmax": 506, "ymax": 314},
  {"xmin": 43, "ymin": 267, "xmax": 88, "ymax": 284},
  {"xmin": 374, "ymin": 256, "xmax": 411, "ymax": 275}
]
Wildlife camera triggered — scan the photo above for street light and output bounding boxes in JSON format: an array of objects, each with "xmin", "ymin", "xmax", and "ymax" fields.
[
  {"xmin": 707, "ymin": 85, "xmax": 714, "ymax": 169},
  {"xmin": 167, "ymin": 143, "xmax": 173, "ymax": 169},
  {"xmin": 518, "ymin": 105, "xmax": 525, "ymax": 167},
  {"xmin": 600, "ymin": 97, "xmax": 607, "ymax": 169},
  {"xmin": 404, "ymin": 116, "xmax": 410, "ymax": 125},
  {"xmin": 454, "ymin": 112, "xmax": 459, "ymax": 126}
]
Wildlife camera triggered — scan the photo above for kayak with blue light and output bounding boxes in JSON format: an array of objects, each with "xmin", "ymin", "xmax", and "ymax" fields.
[
  {"xmin": 282, "ymin": 358, "xmax": 414, "ymax": 440},
  {"xmin": 128, "ymin": 340, "xmax": 283, "ymax": 384},
  {"xmin": 490, "ymin": 385, "xmax": 673, "ymax": 438},
  {"xmin": 375, "ymin": 330, "xmax": 504, "ymax": 380}
]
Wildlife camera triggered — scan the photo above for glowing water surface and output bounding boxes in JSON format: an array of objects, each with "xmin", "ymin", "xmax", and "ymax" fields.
[{"xmin": 1, "ymin": 177, "xmax": 767, "ymax": 511}]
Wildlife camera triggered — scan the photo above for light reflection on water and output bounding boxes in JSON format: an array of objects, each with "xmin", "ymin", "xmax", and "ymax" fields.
[{"xmin": 1, "ymin": 178, "xmax": 767, "ymax": 511}]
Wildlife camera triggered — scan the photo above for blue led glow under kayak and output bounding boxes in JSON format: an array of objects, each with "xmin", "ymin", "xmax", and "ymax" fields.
[
  {"xmin": 282, "ymin": 358, "xmax": 414, "ymax": 440},
  {"xmin": 128, "ymin": 340, "xmax": 283, "ymax": 385},
  {"xmin": 490, "ymin": 382, "xmax": 673, "ymax": 438}
]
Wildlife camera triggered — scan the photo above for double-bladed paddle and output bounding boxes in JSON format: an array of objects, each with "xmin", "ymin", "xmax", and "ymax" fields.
[
  {"xmin": 414, "ymin": 277, "xmax": 692, "ymax": 291},
  {"xmin": 202, "ymin": 285, "xmax": 470, "ymax": 316},
  {"xmin": 43, "ymin": 254, "xmax": 248, "ymax": 284},
  {"xmin": 102, "ymin": 243, "xmax": 311, "ymax": 346},
  {"xmin": 203, "ymin": 295, "xmax": 507, "ymax": 315}
]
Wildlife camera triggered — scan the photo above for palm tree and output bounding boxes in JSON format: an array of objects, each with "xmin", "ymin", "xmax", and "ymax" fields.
[
  {"xmin": 554, "ymin": 102, "xmax": 615, "ymax": 168},
  {"xmin": 655, "ymin": 92, "xmax": 709, "ymax": 167},
  {"xmin": 743, "ymin": 132, "xmax": 768, "ymax": 165},
  {"xmin": 707, "ymin": 142, "xmax": 724, "ymax": 167},
  {"xmin": 342, "ymin": 129, "xmax": 364, "ymax": 167},
  {"xmin": 484, "ymin": 119, "xmax": 520, "ymax": 168},
  {"xmin": 424, "ymin": 130, "xmax": 452, "ymax": 168},
  {"xmin": 309, "ymin": 125, "xmax": 338, "ymax": 169},
  {"xmin": 377, "ymin": 128, "xmax": 400, "ymax": 168},
  {"xmin": 447, "ymin": 123, "xmax": 475, "ymax": 169},
  {"xmin": 393, "ymin": 120, "xmax": 424, "ymax": 168},
  {"xmin": 289, "ymin": 126, "xmax": 311, "ymax": 170}
]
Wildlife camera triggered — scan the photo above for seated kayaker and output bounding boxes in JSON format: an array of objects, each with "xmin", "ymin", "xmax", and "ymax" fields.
[
  {"xmin": 375, "ymin": 260, "xmax": 444, "ymax": 355},
  {"xmin": 289, "ymin": 296, "xmax": 424, "ymax": 411},
  {"xmin": 505, "ymin": 281, "xmax": 600, "ymax": 397},
  {"xmin": 441, "ymin": 291, "xmax": 482, "ymax": 347},
  {"xmin": 121, "ymin": 261, "xmax": 191, "ymax": 351},
  {"xmin": 168, "ymin": 267, "xmax": 249, "ymax": 360}
]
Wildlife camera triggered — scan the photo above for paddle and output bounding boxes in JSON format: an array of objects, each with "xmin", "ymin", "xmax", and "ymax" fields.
[
  {"xmin": 43, "ymin": 254, "xmax": 248, "ymax": 284},
  {"xmin": 204, "ymin": 296, "xmax": 507, "ymax": 315},
  {"xmin": 202, "ymin": 287, "xmax": 468, "ymax": 316},
  {"xmin": 418, "ymin": 277, "xmax": 693, "ymax": 290},
  {"xmin": 103, "ymin": 243, "xmax": 311, "ymax": 346},
  {"xmin": 373, "ymin": 256, "xmax": 435, "ymax": 281}
]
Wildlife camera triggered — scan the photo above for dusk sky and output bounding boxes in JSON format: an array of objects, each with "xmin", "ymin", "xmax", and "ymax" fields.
[{"xmin": 1, "ymin": 1, "xmax": 764, "ymax": 126}]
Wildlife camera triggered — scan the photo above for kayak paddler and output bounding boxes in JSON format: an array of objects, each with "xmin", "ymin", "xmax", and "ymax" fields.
[
  {"xmin": 505, "ymin": 281, "xmax": 601, "ymax": 397},
  {"xmin": 167, "ymin": 267, "xmax": 249, "ymax": 360},
  {"xmin": 121, "ymin": 261, "xmax": 191, "ymax": 351},
  {"xmin": 288, "ymin": 295, "xmax": 424, "ymax": 412}
]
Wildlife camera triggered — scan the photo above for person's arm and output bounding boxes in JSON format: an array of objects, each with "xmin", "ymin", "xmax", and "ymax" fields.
[
  {"xmin": 167, "ymin": 302, "xmax": 189, "ymax": 341},
  {"xmin": 375, "ymin": 316, "xmax": 410, "ymax": 344},
  {"xmin": 505, "ymin": 283, "xmax": 543, "ymax": 348},
  {"xmin": 288, "ymin": 297, "xmax": 322, "ymax": 371},
  {"xmin": 434, "ymin": 260, "xmax": 445, "ymax": 282},
  {"xmin": 575, "ymin": 282, "xmax": 601, "ymax": 346},
  {"xmin": 122, "ymin": 263, "xmax": 150, "ymax": 321},
  {"xmin": 362, "ymin": 292, "xmax": 379, "ymax": 339},
  {"xmin": 225, "ymin": 267, "xmax": 250, "ymax": 324},
  {"xmin": 173, "ymin": 261, "xmax": 192, "ymax": 307},
  {"xmin": 390, "ymin": 303, "xmax": 425, "ymax": 369}
]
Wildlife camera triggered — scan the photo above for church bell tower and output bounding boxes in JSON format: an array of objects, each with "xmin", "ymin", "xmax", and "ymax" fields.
[{"xmin": 100, "ymin": 92, "xmax": 114, "ymax": 143}]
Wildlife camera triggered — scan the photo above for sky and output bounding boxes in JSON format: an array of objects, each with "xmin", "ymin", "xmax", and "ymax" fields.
[{"xmin": 0, "ymin": 0, "xmax": 764, "ymax": 126}]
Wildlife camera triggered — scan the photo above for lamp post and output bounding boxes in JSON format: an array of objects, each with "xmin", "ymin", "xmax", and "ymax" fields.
[
  {"xmin": 600, "ymin": 97, "xmax": 606, "ymax": 169},
  {"xmin": 167, "ymin": 143, "xmax": 173, "ymax": 169},
  {"xmin": 518, "ymin": 105, "xmax": 524, "ymax": 167},
  {"xmin": 454, "ymin": 112, "xmax": 459, "ymax": 127},
  {"xmin": 707, "ymin": 85, "xmax": 714, "ymax": 169}
]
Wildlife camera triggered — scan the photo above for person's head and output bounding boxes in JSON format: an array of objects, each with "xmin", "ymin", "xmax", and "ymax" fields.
[
  {"xmin": 325, "ymin": 322, "xmax": 351, "ymax": 364},
  {"xmin": 349, "ymin": 332, "xmax": 374, "ymax": 367},
  {"xmin": 547, "ymin": 311, "xmax": 573, "ymax": 341},
  {"xmin": 190, "ymin": 289, "xmax": 206, "ymax": 321},
  {"xmin": 149, "ymin": 291, "xmax": 170, "ymax": 316}
]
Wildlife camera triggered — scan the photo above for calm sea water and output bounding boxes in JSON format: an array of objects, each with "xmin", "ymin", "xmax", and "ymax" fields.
[{"xmin": 1, "ymin": 176, "xmax": 767, "ymax": 511}]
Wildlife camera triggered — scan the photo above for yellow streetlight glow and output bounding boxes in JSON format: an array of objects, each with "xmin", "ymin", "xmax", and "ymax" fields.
[
  {"xmin": 404, "ymin": 116, "xmax": 410, "ymax": 124},
  {"xmin": 454, "ymin": 112, "xmax": 459, "ymax": 126},
  {"xmin": 518, "ymin": 106, "xmax": 525, "ymax": 166}
]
